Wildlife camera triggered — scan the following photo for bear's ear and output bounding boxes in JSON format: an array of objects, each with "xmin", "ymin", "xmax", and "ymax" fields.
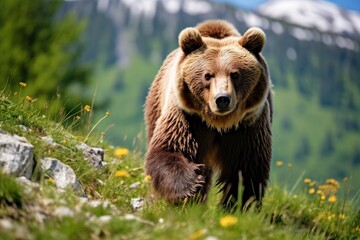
[
  {"xmin": 239, "ymin": 27, "xmax": 266, "ymax": 54},
  {"xmin": 179, "ymin": 27, "xmax": 205, "ymax": 55}
]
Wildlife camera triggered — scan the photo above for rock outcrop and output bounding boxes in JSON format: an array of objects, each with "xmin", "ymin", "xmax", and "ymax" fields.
[
  {"xmin": 76, "ymin": 142, "xmax": 104, "ymax": 169},
  {"xmin": 0, "ymin": 129, "xmax": 105, "ymax": 197},
  {"xmin": 0, "ymin": 130, "xmax": 34, "ymax": 179},
  {"xmin": 41, "ymin": 157, "xmax": 85, "ymax": 196}
]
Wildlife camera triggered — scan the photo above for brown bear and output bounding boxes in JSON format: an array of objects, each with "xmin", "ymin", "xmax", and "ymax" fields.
[{"xmin": 144, "ymin": 20, "xmax": 272, "ymax": 210}]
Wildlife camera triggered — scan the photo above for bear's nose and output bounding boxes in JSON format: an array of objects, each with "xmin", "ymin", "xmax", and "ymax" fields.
[{"xmin": 215, "ymin": 94, "xmax": 231, "ymax": 110}]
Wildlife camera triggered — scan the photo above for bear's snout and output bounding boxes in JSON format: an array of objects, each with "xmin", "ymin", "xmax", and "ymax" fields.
[
  {"xmin": 209, "ymin": 77, "xmax": 236, "ymax": 115},
  {"xmin": 215, "ymin": 93, "xmax": 231, "ymax": 111}
]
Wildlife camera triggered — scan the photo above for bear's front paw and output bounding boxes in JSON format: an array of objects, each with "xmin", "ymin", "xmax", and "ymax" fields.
[
  {"xmin": 173, "ymin": 165, "xmax": 206, "ymax": 203},
  {"xmin": 146, "ymin": 152, "xmax": 206, "ymax": 203},
  {"xmin": 187, "ymin": 163, "xmax": 206, "ymax": 195},
  {"xmin": 165, "ymin": 162, "xmax": 205, "ymax": 203}
]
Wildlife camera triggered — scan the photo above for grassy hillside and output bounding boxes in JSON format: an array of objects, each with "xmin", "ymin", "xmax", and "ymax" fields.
[{"xmin": 1, "ymin": 89, "xmax": 359, "ymax": 239}]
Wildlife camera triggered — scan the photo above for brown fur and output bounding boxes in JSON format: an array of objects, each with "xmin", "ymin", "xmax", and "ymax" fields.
[
  {"xmin": 196, "ymin": 19, "xmax": 240, "ymax": 39},
  {"xmin": 144, "ymin": 20, "xmax": 272, "ymax": 210}
]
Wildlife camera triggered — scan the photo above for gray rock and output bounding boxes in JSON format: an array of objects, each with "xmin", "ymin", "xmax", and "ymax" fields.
[
  {"xmin": 98, "ymin": 215, "xmax": 112, "ymax": 223},
  {"xmin": 41, "ymin": 157, "xmax": 85, "ymax": 196},
  {"xmin": 18, "ymin": 125, "xmax": 32, "ymax": 133},
  {"xmin": 16, "ymin": 176, "xmax": 39, "ymax": 194},
  {"xmin": 205, "ymin": 237, "xmax": 219, "ymax": 240},
  {"xmin": 0, "ymin": 130, "xmax": 34, "ymax": 179},
  {"xmin": 87, "ymin": 200, "xmax": 115, "ymax": 209},
  {"xmin": 123, "ymin": 214, "xmax": 155, "ymax": 226},
  {"xmin": 53, "ymin": 206, "xmax": 74, "ymax": 218},
  {"xmin": 29, "ymin": 204, "xmax": 48, "ymax": 223},
  {"xmin": 0, "ymin": 218, "xmax": 30, "ymax": 238},
  {"xmin": 0, "ymin": 219, "xmax": 13, "ymax": 229},
  {"xmin": 76, "ymin": 142, "xmax": 104, "ymax": 169},
  {"xmin": 129, "ymin": 181, "xmax": 141, "ymax": 189},
  {"xmin": 131, "ymin": 197, "xmax": 145, "ymax": 211},
  {"xmin": 41, "ymin": 136, "xmax": 61, "ymax": 147}
]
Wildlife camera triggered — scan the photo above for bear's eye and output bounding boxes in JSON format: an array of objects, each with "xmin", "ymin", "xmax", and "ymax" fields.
[
  {"xmin": 204, "ymin": 73, "xmax": 213, "ymax": 81},
  {"xmin": 230, "ymin": 72, "xmax": 240, "ymax": 80}
]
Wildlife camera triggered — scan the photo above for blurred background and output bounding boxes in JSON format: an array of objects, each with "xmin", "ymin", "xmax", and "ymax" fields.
[{"xmin": 1, "ymin": 0, "xmax": 359, "ymax": 194}]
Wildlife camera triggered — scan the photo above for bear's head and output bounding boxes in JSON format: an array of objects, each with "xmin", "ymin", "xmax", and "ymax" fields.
[{"xmin": 176, "ymin": 25, "xmax": 270, "ymax": 131}]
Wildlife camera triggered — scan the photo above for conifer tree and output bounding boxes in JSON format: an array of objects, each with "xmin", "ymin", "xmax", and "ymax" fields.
[{"xmin": 0, "ymin": 0, "xmax": 90, "ymax": 112}]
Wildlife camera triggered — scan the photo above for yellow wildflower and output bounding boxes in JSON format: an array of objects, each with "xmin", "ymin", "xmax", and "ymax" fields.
[
  {"xmin": 114, "ymin": 147, "xmax": 129, "ymax": 158},
  {"xmin": 115, "ymin": 170, "xmax": 129, "ymax": 177},
  {"xmin": 105, "ymin": 111, "xmax": 110, "ymax": 117},
  {"xmin": 338, "ymin": 214, "xmax": 346, "ymax": 220},
  {"xmin": 219, "ymin": 215, "xmax": 238, "ymax": 228},
  {"xmin": 317, "ymin": 189, "xmax": 324, "ymax": 196},
  {"xmin": 320, "ymin": 195, "xmax": 326, "ymax": 201},
  {"xmin": 144, "ymin": 175, "xmax": 152, "ymax": 182},
  {"xmin": 328, "ymin": 195, "xmax": 337, "ymax": 203},
  {"xmin": 47, "ymin": 177, "xmax": 56, "ymax": 185},
  {"xmin": 19, "ymin": 82, "xmax": 27, "ymax": 87},
  {"xmin": 317, "ymin": 179, "xmax": 340, "ymax": 198},
  {"xmin": 74, "ymin": 135, "xmax": 84, "ymax": 141},
  {"xmin": 327, "ymin": 213, "xmax": 335, "ymax": 221},
  {"xmin": 84, "ymin": 105, "xmax": 91, "ymax": 112},
  {"xmin": 304, "ymin": 178, "xmax": 312, "ymax": 184},
  {"xmin": 309, "ymin": 181, "xmax": 317, "ymax": 187},
  {"xmin": 189, "ymin": 229, "xmax": 207, "ymax": 240},
  {"xmin": 276, "ymin": 161, "xmax": 283, "ymax": 167},
  {"xmin": 25, "ymin": 96, "xmax": 32, "ymax": 103},
  {"xmin": 326, "ymin": 179, "xmax": 340, "ymax": 189},
  {"xmin": 309, "ymin": 188, "xmax": 315, "ymax": 194}
]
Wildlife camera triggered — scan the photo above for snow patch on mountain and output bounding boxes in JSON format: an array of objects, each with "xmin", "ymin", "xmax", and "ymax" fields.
[
  {"xmin": 163, "ymin": 0, "xmax": 181, "ymax": 14},
  {"xmin": 121, "ymin": 0, "xmax": 158, "ymax": 19},
  {"xmin": 97, "ymin": 0, "xmax": 110, "ymax": 11},
  {"xmin": 258, "ymin": 0, "xmax": 360, "ymax": 37},
  {"xmin": 288, "ymin": 26, "xmax": 358, "ymax": 51},
  {"xmin": 120, "ymin": 0, "xmax": 212, "ymax": 17},
  {"xmin": 183, "ymin": 0, "xmax": 212, "ymax": 15}
]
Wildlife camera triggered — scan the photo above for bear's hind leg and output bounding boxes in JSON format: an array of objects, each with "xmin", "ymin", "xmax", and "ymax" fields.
[
  {"xmin": 241, "ymin": 173, "xmax": 267, "ymax": 210},
  {"xmin": 218, "ymin": 177, "xmax": 240, "ymax": 212},
  {"xmin": 218, "ymin": 172, "xmax": 264, "ymax": 211}
]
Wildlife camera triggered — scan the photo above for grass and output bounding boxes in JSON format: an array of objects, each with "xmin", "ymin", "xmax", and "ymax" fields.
[{"xmin": 0, "ymin": 89, "xmax": 359, "ymax": 240}]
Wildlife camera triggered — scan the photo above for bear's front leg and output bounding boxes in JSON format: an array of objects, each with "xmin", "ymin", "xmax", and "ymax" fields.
[
  {"xmin": 145, "ymin": 110, "xmax": 205, "ymax": 203},
  {"xmin": 145, "ymin": 150, "xmax": 204, "ymax": 203}
]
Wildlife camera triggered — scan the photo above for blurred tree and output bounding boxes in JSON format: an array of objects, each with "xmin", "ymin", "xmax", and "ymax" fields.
[
  {"xmin": 295, "ymin": 137, "xmax": 311, "ymax": 162},
  {"xmin": 0, "ymin": 0, "xmax": 90, "ymax": 113},
  {"xmin": 320, "ymin": 131, "xmax": 335, "ymax": 157}
]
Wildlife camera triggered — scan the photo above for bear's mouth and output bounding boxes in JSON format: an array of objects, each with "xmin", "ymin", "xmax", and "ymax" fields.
[
  {"xmin": 213, "ymin": 108, "xmax": 234, "ymax": 116},
  {"xmin": 200, "ymin": 105, "xmax": 243, "ymax": 132},
  {"xmin": 208, "ymin": 98, "xmax": 237, "ymax": 116}
]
